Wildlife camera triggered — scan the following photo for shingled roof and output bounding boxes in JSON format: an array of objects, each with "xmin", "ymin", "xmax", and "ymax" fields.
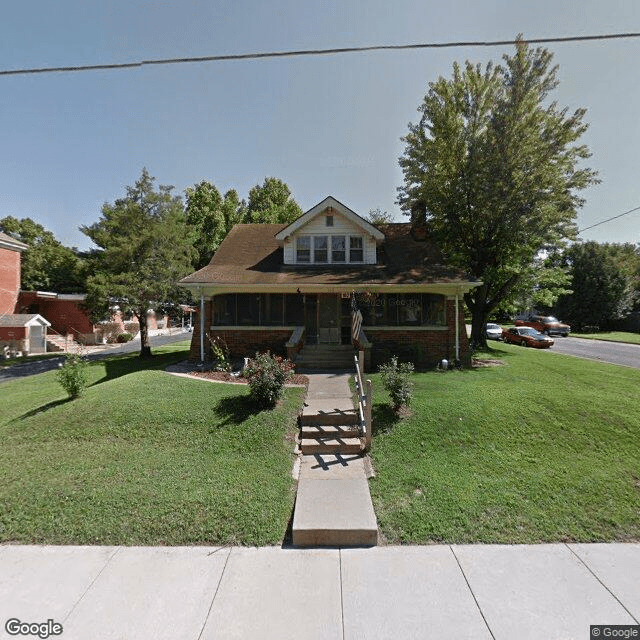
[{"xmin": 180, "ymin": 222, "xmax": 473, "ymax": 287}]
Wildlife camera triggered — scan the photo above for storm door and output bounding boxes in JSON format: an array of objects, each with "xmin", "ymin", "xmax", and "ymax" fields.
[{"xmin": 318, "ymin": 294, "xmax": 340, "ymax": 344}]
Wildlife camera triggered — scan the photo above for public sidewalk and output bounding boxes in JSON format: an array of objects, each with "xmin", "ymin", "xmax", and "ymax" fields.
[{"xmin": 1, "ymin": 543, "xmax": 639, "ymax": 639}]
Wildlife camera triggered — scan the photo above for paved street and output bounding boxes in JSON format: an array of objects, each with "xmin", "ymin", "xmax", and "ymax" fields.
[
  {"xmin": 549, "ymin": 336, "xmax": 640, "ymax": 369},
  {"xmin": 1, "ymin": 544, "xmax": 639, "ymax": 640}
]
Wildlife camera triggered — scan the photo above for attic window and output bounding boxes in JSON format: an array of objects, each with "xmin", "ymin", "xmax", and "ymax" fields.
[{"xmin": 326, "ymin": 215, "xmax": 334, "ymax": 227}]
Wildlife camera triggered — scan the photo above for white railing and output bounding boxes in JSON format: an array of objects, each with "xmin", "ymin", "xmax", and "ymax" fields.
[{"xmin": 354, "ymin": 354, "xmax": 372, "ymax": 452}]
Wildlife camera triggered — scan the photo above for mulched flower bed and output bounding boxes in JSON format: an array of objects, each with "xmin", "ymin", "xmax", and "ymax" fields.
[{"xmin": 190, "ymin": 370, "xmax": 309, "ymax": 387}]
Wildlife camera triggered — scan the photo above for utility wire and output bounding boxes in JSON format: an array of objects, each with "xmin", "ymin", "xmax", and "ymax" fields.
[
  {"xmin": 578, "ymin": 205, "xmax": 640, "ymax": 233},
  {"xmin": 1, "ymin": 32, "xmax": 640, "ymax": 77}
]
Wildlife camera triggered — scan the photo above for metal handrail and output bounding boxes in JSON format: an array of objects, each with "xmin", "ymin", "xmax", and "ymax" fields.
[{"xmin": 354, "ymin": 354, "xmax": 373, "ymax": 452}]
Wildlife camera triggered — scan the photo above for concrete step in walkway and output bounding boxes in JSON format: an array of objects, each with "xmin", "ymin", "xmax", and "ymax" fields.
[
  {"xmin": 292, "ymin": 371, "xmax": 378, "ymax": 547},
  {"xmin": 292, "ymin": 454, "xmax": 377, "ymax": 547}
]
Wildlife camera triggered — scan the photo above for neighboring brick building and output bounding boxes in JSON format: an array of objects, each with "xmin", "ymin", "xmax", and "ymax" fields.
[
  {"xmin": 0, "ymin": 231, "xmax": 29, "ymax": 315},
  {"xmin": 179, "ymin": 196, "xmax": 481, "ymax": 369}
]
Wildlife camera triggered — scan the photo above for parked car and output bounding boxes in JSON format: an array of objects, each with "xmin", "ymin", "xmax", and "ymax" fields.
[
  {"xmin": 502, "ymin": 326, "xmax": 554, "ymax": 348},
  {"xmin": 485, "ymin": 323, "xmax": 503, "ymax": 341},
  {"xmin": 515, "ymin": 315, "xmax": 570, "ymax": 336}
]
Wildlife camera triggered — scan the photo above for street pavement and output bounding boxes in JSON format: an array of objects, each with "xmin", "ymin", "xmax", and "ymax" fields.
[
  {"xmin": 1, "ymin": 543, "xmax": 639, "ymax": 639},
  {"xmin": 549, "ymin": 336, "xmax": 640, "ymax": 369}
]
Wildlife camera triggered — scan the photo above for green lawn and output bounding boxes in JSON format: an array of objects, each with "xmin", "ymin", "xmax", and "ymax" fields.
[
  {"xmin": 0, "ymin": 342, "xmax": 303, "ymax": 546},
  {"xmin": 570, "ymin": 331, "xmax": 640, "ymax": 345},
  {"xmin": 368, "ymin": 343, "xmax": 640, "ymax": 544}
]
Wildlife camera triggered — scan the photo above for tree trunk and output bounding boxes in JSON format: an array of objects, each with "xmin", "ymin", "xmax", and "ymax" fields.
[
  {"xmin": 138, "ymin": 311, "xmax": 152, "ymax": 359},
  {"xmin": 465, "ymin": 290, "xmax": 490, "ymax": 351}
]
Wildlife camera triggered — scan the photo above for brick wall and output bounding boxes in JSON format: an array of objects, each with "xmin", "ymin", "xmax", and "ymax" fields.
[
  {"xmin": 0, "ymin": 247, "xmax": 21, "ymax": 314},
  {"xmin": 17, "ymin": 292, "xmax": 94, "ymax": 337},
  {"xmin": 366, "ymin": 300, "xmax": 471, "ymax": 369},
  {"xmin": 188, "ymin": 302, "xmax": 292, "ymax": 361}
]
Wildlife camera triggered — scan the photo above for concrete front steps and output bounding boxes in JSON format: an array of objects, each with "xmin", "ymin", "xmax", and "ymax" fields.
[
  {"xmin": 46, "ymin": 334, "xmax": 81, "ymax": 353},
  {"xmin": 299, "ymin": 410, "xmax": 362, "ymax": 455},
  {"xmin": 293, "ymin": 404, "xmax": 377, "ymax": 547},
  {"xmin": 295, "ymin": 344, "xmax": 354, "ymax": 370}
]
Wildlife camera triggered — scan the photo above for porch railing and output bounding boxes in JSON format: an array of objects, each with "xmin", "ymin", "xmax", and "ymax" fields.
[
  {"xmin": 354, "ymin": 353, "xmax": 373, "ymax": 452},
  {"xmin": 285, "ymin": 326, "xmax": 305, "ymax": 361}
]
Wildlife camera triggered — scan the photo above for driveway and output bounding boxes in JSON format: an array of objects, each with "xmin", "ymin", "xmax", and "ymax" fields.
[{"xmin": 549, "ymin": 336, "xmax": 640, "ymax": 369}]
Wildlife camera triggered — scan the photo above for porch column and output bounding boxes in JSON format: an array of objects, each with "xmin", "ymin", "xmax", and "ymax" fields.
[{"xmin": 200, "ymin": 289, "xmax": 205, "ymax": 363}]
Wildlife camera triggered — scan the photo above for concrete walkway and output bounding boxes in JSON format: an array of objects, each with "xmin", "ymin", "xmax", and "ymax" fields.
[
  {"xmin": 1, "ymin": 543, "xmax": 639, "ymax": 639},
  {"xmin": 292, "ymin": 372, "xmax": 378, "ymax": 546}
]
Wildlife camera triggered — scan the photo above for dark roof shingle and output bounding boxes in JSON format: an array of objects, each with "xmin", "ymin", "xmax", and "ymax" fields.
[{"xmin": 180, "ymin": 222, "xmax": 471, "ymax": 286}]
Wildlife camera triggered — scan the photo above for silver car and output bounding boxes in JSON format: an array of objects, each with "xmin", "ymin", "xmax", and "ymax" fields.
[{"xmin": 485, "ymin": 323, "xmax": 503, "ymax": 341}]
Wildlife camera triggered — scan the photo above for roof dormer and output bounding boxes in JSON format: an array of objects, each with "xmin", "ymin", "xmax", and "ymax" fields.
[{"xmin": 275, "ymin": 196, "xmax": 384, "ymax": 266}]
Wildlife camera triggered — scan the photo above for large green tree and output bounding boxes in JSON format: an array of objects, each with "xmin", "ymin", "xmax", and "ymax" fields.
[
  {"xmin": 246, "ymin": 177, "xmax": 302, "ymax": 224},
  {"xmin": 81, "ymin": 169, "xmax": 196, "ymax": 358},
  {"xmin": 185, "ymin": 181, "xmax": 244, "ymax": 269},
  {"xmin": 556, "ymin": 242, "xmax": 634, "ymax": 330},
  {"xmin": 397, "ymin": 39, "xmax": 598, "ymax": 348},
  {"xmin": 0, "ymin": 216, "xmax": 86, "ymax": 293}
]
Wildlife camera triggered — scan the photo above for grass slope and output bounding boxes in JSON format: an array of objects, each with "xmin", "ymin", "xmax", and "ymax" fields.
[
  {"xmin": 570, "ymin": 331, "xmax": 640, "ymax": 345},
  {"xmin": 0, "ymin": 343, "xmax": 303, "ymax": 546},
  {"xmin": 369, "ymin": 343, "xmax": 640, "ymax": 544}
]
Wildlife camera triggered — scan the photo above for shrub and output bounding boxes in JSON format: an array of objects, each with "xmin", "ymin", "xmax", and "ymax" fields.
[
  {"xmin": 116, "ymin": 332, "xmax": 134, "ymax": 343},
  {"xmin": 206, "ymin": 334, "xmax": 231, "ymax": 372},
  {"xmin": 379, "ymin": 356, "xmax": 414, "ymax": 410},
  {"xmin": 56, "ymin": 353, "xmax": 89, "ymax": 399},
  {"xmin": 243, "ymin": 352, "xmax": 294, "ymax": 408}
]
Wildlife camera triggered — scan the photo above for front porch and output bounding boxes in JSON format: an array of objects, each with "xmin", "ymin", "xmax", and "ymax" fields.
[{"xmin": 190, "ymin": 290, "xmax": 470, "ymax": 369}]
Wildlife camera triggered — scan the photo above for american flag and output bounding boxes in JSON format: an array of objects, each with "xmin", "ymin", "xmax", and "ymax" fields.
[{"xmin": 351, "ymin": 296, "xmax": 362, "ymax": 341}]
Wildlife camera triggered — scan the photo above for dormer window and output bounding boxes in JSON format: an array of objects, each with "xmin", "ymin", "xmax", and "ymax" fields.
[
  {"xmin": 331, "ymin": 236, "xmax": 346, "ymax": 262},
  {"xmin": 326, "ymin": 215, "xmax": 334, "ymax": 227},
  {"xmin": 296, "ymin": 236, "xmax": 311, "ymax": 263},
  {"xmin": 314, "ymin": 236, "xmax": 328, "ymax": 262},
  {"xmin": 350, "ymin": 236, "xmax": 363, "ymax": 262}
]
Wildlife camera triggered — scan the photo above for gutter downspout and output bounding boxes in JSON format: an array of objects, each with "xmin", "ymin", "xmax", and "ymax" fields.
[
  {"xmin": 455, "ymin": 291, "xmax": 460, "ymax": 364},
  {"xmin": 200, "ymin": 289, "xmax": 205, "ymax": 364}
]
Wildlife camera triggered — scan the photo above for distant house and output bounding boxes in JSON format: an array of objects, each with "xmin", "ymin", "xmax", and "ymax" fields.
[
  {"xmin": 17, "ymin": 291, "xmax": 169, "ymax": 345},
  {"xmin": 179, "ymin": 196, "xmax": 480, "ymax": 369},
  {"xmin": 0, "ymin": 231, "xmax": 29, "ymax": 315},
  {"xmin": 0, "ymin": 231, "xmax": 51, "ymax": 355}
]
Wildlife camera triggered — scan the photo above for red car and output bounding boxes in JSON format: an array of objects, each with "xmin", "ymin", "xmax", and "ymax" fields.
[
  {"xmin": 515, "ymin": 315, "xmax": 570, "ymax": 337},
  {"xmin": 502, "ymin": 326, "xmax": 554, "ymax": 348}
]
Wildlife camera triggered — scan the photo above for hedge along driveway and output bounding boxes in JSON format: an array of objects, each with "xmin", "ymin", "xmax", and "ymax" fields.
[
  {"xmin": 0, "ymin": 344, "xmax": 304, "ymax": 546},
  {"xmin": 368, "ymin": 343, "xmax": 640, "ymax": 544}
]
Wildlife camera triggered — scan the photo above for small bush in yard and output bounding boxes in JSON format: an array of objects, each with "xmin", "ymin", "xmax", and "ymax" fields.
[
  {"xmin": 206, "ymin": 334, "xmax": 231, "ymax": 372},
  {"xmin": 379, "ymin": 356, "xmax": 414, "ymax": 411},
  {"xmin": 116, "ymin": 332, "xmax": 134, "ymax": 343},
  {"xmin": 244, "ymin": 352, "xmax": 294, "ymax": 408},
  {"xmin": 56, "ymin": 353, "xmax": 89, "ymax": 399}
]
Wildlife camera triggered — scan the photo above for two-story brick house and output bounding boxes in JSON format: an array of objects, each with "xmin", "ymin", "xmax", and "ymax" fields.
[{"xmin": 179, "ymin": 196, "xmax": 480, "ymax": 369}]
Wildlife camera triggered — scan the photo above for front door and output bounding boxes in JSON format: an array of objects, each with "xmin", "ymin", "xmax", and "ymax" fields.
[
  {"xmin": 318, "ymin": 294, "xmax": 340, "ymax": 344},
  {"xmin": 304, "ymin": 295, "xmax": 318, "ymax": 344}
]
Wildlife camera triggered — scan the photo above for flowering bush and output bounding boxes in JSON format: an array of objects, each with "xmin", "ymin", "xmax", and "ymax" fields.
[
  {"xmin": 56, "ymin": 352, "xmax": 89, "ymax": 399},
  {"xmin": 243, "ymin": 352, "xmax": 294, "ymax": 408},
  {"xmin": 379, "ymin": 356, "xmax": 414, "ymax": 410}
]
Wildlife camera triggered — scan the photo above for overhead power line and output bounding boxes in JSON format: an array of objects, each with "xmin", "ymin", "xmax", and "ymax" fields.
[
  {"xmin": 578, "ymin": 205, "xmax": 640, "ymax": 234},
  {"xmin": 1, "ymin": 32, "xmax": 640, "ymax": 77}
]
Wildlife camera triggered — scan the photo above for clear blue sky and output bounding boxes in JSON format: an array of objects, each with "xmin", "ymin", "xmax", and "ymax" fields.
[{"xmin": 1, "ymin": 0, "xmax": 639, "ymax": 250}]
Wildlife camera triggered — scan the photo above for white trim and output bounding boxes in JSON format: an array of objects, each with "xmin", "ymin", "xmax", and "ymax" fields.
[
  {"xmin": 210, "ymin": 326, "xmax": 298, "ymax": 331},
  {"xmin": 363, "ymin": 325, "xmax": 448, "ymax": 331},
  {"xmin": 275, "ymin": 196, "xmax": 384, "ymax": 242}
]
